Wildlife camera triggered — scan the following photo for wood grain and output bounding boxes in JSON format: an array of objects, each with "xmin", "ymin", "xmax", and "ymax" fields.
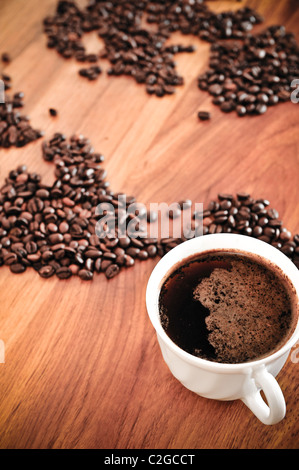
[{"xmin": 0, "ymin": 0, "xmax": 298, "ymax": 449}]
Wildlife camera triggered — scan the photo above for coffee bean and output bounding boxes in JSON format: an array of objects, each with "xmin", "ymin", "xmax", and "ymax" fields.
[
  {"xmin": 1, "ymin": 52, "xmax": 11, "ymax": 63},
  {"xmin": 146, "ymin": 244, "xmax": 157, "ymax": 258},
  {"xmin": 38, "ymin": 265, "xmax": 55, "ymax": 278},
  {"xmin": 138, "ymin": 250, "xmax": 148, "ymax": 260},
  {"xmin": 10, "ymin": 263, "xmax": 26, "ymax": 273},
  {"xmin": 25, "ymin": 241, "xmax": 37, "ymax": 254},
  {"xmin": 105, "ymin": 264, "xmax": 120, "ymax": 279},
  {"xmin": 56, "ymin": 267, "xmax": 72, "ymax": 279},
  {"xmin": 78, "ymin": 269, "xmax": 93, "ymax": 280},
  {"xmin": 197, "ymin": 111, "xmax": 210, "ymax": 121},
  {"xmin": 3, "ymin": 252, "xmax": 18, "ymax": 265},
  {"xmin": 208, "ymin": 84, "xmax": 222, "ymax": 96},
  {"xmin": 48, "ymin": 233, "xmax": 64, "ymax": 244}
]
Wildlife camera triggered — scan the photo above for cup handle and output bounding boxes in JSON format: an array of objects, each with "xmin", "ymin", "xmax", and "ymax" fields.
[{"xmin": 241, "ymin": 366, "xmax": 286, "ymax": 425}]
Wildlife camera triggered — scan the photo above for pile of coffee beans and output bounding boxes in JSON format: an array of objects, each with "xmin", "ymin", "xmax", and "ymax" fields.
[
  {"xmin": 42, "ymin": 1, "xmax": 299, "ymax": 113},
  {"xmin": 43, "ymin": 1, "xmax": 266, "ymax": 98},
  {"xmin": 198, "ymin": 26, "xmax": 299, "ymax": 116},
  {"xmin": 0, "ymin": 133, "xmax": 160, "ymax": 280},
  {"xmin": 0, "ymin": 84, "xmax": 43, "ymax": 148},
  {"xmin": 0, "ymin": 130, "xmax": 298, "ymax": 280}
]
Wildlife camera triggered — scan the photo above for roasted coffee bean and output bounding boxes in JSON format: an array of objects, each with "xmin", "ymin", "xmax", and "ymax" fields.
[
  {"xmin": 1, "ymin": 52, "xmax": 11, "ymax": 63},
  {"xmin": 197, "ymin": 111, "xmax": 210, "ymax": 121},
  {"xmin": 25, "ymin": 241, "xmax": 37, "ymax": 254},
  {"xmin": 10, "ymin": 263, "xmax": 26, "ymax": 273},
  {"xmin": 56, "ymin": 267, "xmax": 72, "ymax": 279},
  {"xmin": 78, "ymin": 269, "xmax": 93, "ymax": 280},
  {"xmin": 146, "ymin": 244, "xmax": 157, "ymax": 258},
  {"xmin": 48, "ymin": 233, "xmax": 64, "ymax": 244},
  {"xmin": 3, "ymin": 252, "xmax": 18, "ymax": 265},
  {"xmin": 105, "ymin": 264, "xmax": 120, "ymax": 279},
  {"xmin": 126, "ymin": 247, "xmax": 140, "ymax": 258},
  {"xmin": 138, "ymin": 250, "xmax": 148, "ymax": 260},
  {"xmin": 49, "ymin": 108, "xmax": 58, "ymax": 117},
  {"xmin": 38, "ymin": 265, "xmax": 55, "ymax": 278}
]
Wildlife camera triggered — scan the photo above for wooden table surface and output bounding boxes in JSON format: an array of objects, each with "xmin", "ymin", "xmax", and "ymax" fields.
[{"xmin": 0, "ymin": 0, "xmax": 298, "ymax": 449}]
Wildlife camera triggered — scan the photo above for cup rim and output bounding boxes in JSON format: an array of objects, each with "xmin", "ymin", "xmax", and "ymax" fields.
[{"xmin": 146, "ymin": 233, "xmax": 299, "ymax": 372}]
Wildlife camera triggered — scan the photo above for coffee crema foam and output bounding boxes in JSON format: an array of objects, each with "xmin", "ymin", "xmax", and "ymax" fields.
[
  {"xmin": 159, "ymin": 251, "xmax": 298, "ymax": 364},
  {"xmin": 193, "ymin": 254, "xmax": 296, "ymax": 363}
]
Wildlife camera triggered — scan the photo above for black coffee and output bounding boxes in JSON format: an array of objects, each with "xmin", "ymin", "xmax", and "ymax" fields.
[{"xmin": 159, "ymin": 250, "xmax": 297, "ymax": 364}]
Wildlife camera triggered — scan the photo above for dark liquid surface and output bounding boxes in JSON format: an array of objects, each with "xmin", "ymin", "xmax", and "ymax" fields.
[{"xmin": 159, "ymin": 251, "xmax": 296, "ymax": 363}]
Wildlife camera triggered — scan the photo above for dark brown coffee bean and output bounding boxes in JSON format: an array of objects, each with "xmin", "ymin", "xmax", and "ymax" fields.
[
  {"xmin": 25, "ymin": 241, "xmax": 37, "ymax": 254},
  {"xmin": 78, "ymin": 269, "xmax": 93, "ymax": 280},
  {"xmin": 48, "ymin": 233, "xmax": 64, "ymax": 244},
  {"xmin": 280, "ymin": 245, "xmax": 294, "ymax": 256},
  {"xmin": 263, "ymin": 227, "xmax": 276, "ymax": 238},
  {"xmin": 10, "ymin": 263, "xmax": 26, "ymax": 273},
  {"xmin": 146, "ymin": 244, "xmax": 157, "ymax": 257},
  {"xmin": 197, "ymin": 111, "xmax": 210, "ymax": 121},
  {"xmin": 56, "ymin": 267, "xmax": 72, "ymax": 279},
  {"xmin": 3, "ymin": 252, "xmax": 18, "ymax": 265},
  {"xmin": 126, "ymin": 247, "xmax": 140, "ymax": 258},
  {"xmin": 280, "ymin": 229, "xmax": 291, "ymax": 242},
  {"xmin": 178, "ymin": 200, "xmax": 192, "ymax": 210},
  {"xmin": 258, "ymin": 216, "xmax": 269, "ymax": 227},
  {"xmin": 138, "ymin": 250, "xmax": 149, "ymax": 260},
  {"xmin": 218, "ymin": 193, "xmax": 233, "ymax": 201},
  {"xmin": 27, "ymin": 253, "xmax": 41, "ymax": 263},
  {"xmin": 256, "ymin": 103, "xmax": 267, "ymax": 115},
  {"xmin": 236, "ymin": 105, "xmax": 247, "ymax": 116},
  {"xmin": 1, "ymin": 52, "xmax": 11, "ymax": 63},
  {"xmin": 105, "ymin": 263, "xmax": 120, "ymax": 279},
  {"xmin": 38, "ymin": 265, "xmax": 55, "ymax": 278},
  {"xmin": 267, "ymin": 208, "xmax": 279, "ymax": 219}
]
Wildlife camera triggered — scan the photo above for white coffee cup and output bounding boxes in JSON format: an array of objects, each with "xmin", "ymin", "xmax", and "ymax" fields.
[{"xmin": 146, "ymin": 234, "xmax": 299, "ymax": 425}]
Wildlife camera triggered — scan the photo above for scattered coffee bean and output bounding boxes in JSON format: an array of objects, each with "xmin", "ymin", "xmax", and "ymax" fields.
[
  {"xmin": 78, "ymin": 65, "xmax": 102, "ymax": 81},
  {"xmin": 78, "ymin": 269, "xmax": 93, "ymax": 280},
  {"xmin": 105, "ymin": 264, "xmax": 120, "ymax": 279},
  {"xmin": 197, "ymin": 111, "xmax": 210, "ymax": 121},
  {"xmin": 49, "ymin": 108, "xmax": 58, "ymax": 117},
  {"xmin": 10, "ymin": 263, "xmax": 26, "ymax": 274},
  {"xmin": 1, "ymin": 52, "xmax": 11, "ymax": 63},
  {"xmin": 39, "ymin": 265, "xmax": 55, "ymax": 278}
]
